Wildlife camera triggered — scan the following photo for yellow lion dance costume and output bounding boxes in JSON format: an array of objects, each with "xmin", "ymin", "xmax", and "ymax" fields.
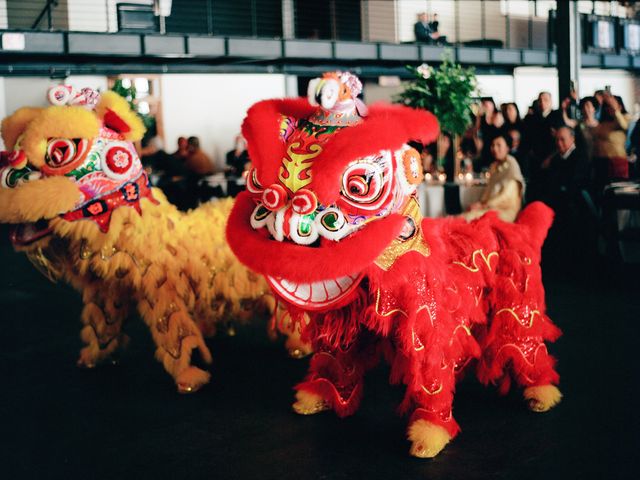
[{"xmin": 0, "ymin": 85, "xmax": 308, "ymax": 393}]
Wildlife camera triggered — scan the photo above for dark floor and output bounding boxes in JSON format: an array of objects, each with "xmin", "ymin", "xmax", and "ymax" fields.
[{"xmin": 0, "ymin": 223, "xmax": 638, "ymax": 480}]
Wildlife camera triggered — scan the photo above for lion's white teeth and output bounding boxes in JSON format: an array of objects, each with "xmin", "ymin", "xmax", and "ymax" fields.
[
  {"xmin": 310, "ymin": 281, "xmax": 328, "ymax": 302},
  {"xmin": 325, "ymin": 279, "xmax": 341, "ymax": 298},
  {"xmin": 267, "ymin": 273, "xmax": 363, "ymax": 310},
  {"xmin": 295, "ymin": 283, "xmax": 311, "ymax": 301},
  {"xmin": 281, "ymin": 278, "xmax": 297, "ymax": 293},
  {"xmin": 336, "ymin": 276, "xmax": 353, "ymax": 291}
]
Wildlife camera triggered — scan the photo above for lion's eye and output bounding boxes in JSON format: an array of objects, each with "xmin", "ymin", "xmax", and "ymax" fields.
[
  {"xmin": 43, "ymin": 138, "xmax": 92, "ymax": 175},
  {"xmin": 246, "ymin": 167, "xmax": 263, "ymax": 194},
  {"xmin": 101, "ymin": 142, "xmax": 135, "ymax": 180},
  {"xmin": 46, "ymin": 138, "xmax": 76, "ymax": 166},
  {"xmin": 339, "ymin": 151, "xmax": 393, "ymax": 213}
]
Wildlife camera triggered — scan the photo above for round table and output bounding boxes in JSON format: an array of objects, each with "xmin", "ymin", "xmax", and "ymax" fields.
[{"xmin": 418, "ymin": 181, "xmax": 486, "ymax": 218}]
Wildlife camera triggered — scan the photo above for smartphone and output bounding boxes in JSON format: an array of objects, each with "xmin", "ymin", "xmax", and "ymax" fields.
[{"xmin": 605, "ymin": 85, "xmax": 612, "ymax": 94}]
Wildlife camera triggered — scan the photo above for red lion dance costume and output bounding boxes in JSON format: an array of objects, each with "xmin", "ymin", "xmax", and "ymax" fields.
[{"xmin": 227, "ymin": 72, "xmax": 562, "ymax": 457}]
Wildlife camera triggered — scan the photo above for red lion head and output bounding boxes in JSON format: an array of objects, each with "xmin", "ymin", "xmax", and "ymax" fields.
[{"xmin": 227, "ymin": 72, "xmax": 439, "ymax": 311}]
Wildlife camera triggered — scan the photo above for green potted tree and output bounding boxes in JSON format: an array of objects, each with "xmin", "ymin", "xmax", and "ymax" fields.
[{"xmin": 395, "ymin": 54, "xmax": 477, "ymax": 179}]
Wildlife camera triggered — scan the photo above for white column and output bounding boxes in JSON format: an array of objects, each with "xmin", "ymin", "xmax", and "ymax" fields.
[{"xmin": 282, "ymin": 0, "xmax": 295, "ymax": 39}]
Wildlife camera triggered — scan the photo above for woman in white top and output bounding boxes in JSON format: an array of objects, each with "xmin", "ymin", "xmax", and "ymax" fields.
[{"xmin": 464, "ymin": 134, "xmax": 525, "ymax": 223}]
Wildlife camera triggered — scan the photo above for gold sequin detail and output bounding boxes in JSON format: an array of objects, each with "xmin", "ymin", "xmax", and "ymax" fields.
[
  {"xmin": 495, "ymin": 308, "xmax": 540, "ymax": 328},
  {"xmin": 374, "ymin": 198, "xmax": 430, "ymax": 271},
  {"xmin": 452, "ymin": 249, "xmax": 498, "ymax": 273},
  {"xmin": 26, "ymin": 247, "xmax": 63, "ymax": 283},
  {"xmin": 421, "ymin": 382, "xmax": 443, "ymax": 396}
]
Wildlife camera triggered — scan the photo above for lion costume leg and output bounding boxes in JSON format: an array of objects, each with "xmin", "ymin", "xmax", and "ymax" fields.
[
  {"xmin": 138, "ymin": 280, "xmax": 213, "ymax": 393},
  {"xmin": 77, "ymin": 281, "xmax": 130, "ymax": 368},
  {"xmin": 293, "ymin": 335, "xmax": 379, "ymax": 417},
  {"xmin": 476, "ymin": 266, "xmax": 563, "ymax": 412},
  {"xmin": 403, "ymin": 357, "xmax": 460, "ymax": 458}
]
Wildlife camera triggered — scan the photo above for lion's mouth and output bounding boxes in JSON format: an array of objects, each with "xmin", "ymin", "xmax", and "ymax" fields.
[
  {"xmin": 267, "ymin": 273, "xmax": 363, "ymax": 311},
  {"xmin": 9, "ymin": 221, "xmax": 52, "ymax": 247}
]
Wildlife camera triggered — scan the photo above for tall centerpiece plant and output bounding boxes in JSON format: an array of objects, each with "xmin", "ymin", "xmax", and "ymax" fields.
[
  {"xmin": 395, "ymin": 53, "xmax": 477, "ymax": 177},
  {"xmin": 111, "ymin": 79, "xmax": 155, "ymax": 132}
]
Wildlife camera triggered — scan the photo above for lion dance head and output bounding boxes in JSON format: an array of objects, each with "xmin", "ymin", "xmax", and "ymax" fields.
[
  {"xmin": 0, "ymin": 85, "xmax": 149, "ymax": 249},
  {"xmin": 227, "ymin": 71, "xmax": 439, "ymax": 312}
]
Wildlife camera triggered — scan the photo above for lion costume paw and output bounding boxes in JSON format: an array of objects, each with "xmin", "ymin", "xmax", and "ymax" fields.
[
  {"xmin": 524, "ymin": 385, "xmax": 562, "ymax": 412},
  {"xmin": 292, "ymin": 390, "xmax": 329, "ymax": 415},
  {"xmin": 408, "ymin": 420, "xmax": 451, "ymax": 458},
  {"xmin": 176, "ymin": 366, "xmax": 212, "ymax": 394}
]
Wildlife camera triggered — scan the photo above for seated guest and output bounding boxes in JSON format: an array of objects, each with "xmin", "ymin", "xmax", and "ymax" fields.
[
  {"xmin": 464, "ymin": 134, "xmax": 525, "ymax": 223},
  {"xmin": 429, "ymin": 13, "xmax": 447, "ymax": 45},
  {"xmin": 476, "ymin": 97, "xmax": 503, "ymax": 171},
  {"xmin": 185, "ymin": 136, "xmax": 215, "ymax": 176},
  {"xmin": 540, "ymin": 126, "xmax": 588, "ymax": 212},
  {"xmin": 507, "ymin": 128, "xmax": 527, "ymax": 178},
  {"xmin": 501, "ymin": 102, "xmax": 524, "ymax": 135},
  {"xmin": 414, "ymin": 12, "xmax": 432, "ymax": 43},
  {"xmin": 225, "ymin": 134, "xmax": 250, "ymax": 177},
  {"xmin": 173, "ymin": 136, "xmax": 189, "ymax": 161}
]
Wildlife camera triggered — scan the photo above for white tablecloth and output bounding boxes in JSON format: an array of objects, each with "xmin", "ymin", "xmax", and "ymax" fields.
[{"xmin": 417, "ymin": 183, "xmax": 485, "ymax": 218}]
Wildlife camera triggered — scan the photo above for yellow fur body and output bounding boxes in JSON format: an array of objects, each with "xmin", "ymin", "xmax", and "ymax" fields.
[
  {"xmin": 22, "ymin": 191, "xmax": 274, "ymax": 392},
  {"xmin": 1, "ymin": 87, "xmax": 308, "ymax": 392}
]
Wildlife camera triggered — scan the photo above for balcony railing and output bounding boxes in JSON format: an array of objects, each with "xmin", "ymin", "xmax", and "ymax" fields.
[
  {"xmin": 1, "ymin": 0, "xmax": 639, "ymax": 75},
  {"xmin": 1, "ymin": 0, "xmax": 635, "ymax": 51}
]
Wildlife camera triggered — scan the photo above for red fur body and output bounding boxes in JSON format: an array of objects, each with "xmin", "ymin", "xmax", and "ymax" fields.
[
  {"xmin": 294, "ymin": 203, "xmax": 560, "ymax": 436},
  {"xmin": 228, "ymin": 88, "xmax": 561, "ymax": 446}
]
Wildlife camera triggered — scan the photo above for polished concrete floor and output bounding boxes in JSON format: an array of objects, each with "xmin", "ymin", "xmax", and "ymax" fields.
[{"xmin": 0, "ymin": 224, "xmax": 638, "ymax": 480}]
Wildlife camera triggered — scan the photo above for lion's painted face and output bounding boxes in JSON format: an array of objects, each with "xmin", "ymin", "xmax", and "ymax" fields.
[
  {"xmin": 227, "ymin": 73, "xmax": 438, "ymax": 312},
  {"xmin": 0, "ymin": 87, "xmax": 146, "ymax": 246},
  {"xmin": 245, "ymin": 144, "xmax": 423, "ymax": 310},
  {"xmin": 4, "ymin": 127, "xmax": 142, "ymax": 198}
]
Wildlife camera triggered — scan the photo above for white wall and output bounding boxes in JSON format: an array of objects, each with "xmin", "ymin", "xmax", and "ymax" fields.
[
  {"xmin": 159, "ymin": 74, "xmax": 288, "ymax": 168},
  {"xmin": 2, "ymin": 77, "xmax": 53, "ymax": 115},
  {"xmin": 0, "ymin": 77, "xmax": 52, "ymax": 151},
  {"xmin": 476, "ymin": 74, "xmax": 515, "ymax": 107},
  {"xmin": 512, "ymin": 67, "xmax": 638, "ymax": 115},
  {"xmin": 0, "ymin": 0, "xmax": 8, "ymax": 29},
  {"xmin": 1, "ymin": 76, "xmax": 109, "ymax": 118},
  {"xmin": 513, "ymin": 67, "xmax": 558, "ymax": 113},
  {"xmin": 579, "ymin": 69, "xmax": 636, "ymax": 114},
  {"xmin": 67, "ymin": 0, "xmax": 108, "ymax": 31}
]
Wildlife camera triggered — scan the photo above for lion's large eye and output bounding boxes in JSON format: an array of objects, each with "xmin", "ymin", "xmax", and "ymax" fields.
[
  {"xmin": 42, "ymin": 138, "xmax": 92, "ymax": 175},
  {"xmin": 102, "ymin": 142, "xmax": 135, "ymax": 180},
  {"xmin": 246, "ymin": 167, "xmax": 263, "ymax": 194},
  {"xmin": 339, "ymin": 151, "xmax": 394, "ymax": 213}
]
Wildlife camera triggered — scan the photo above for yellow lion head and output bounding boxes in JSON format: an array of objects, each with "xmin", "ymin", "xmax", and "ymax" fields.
[{"xmin": 0, "ymin": 86, "xmax": 146, "ymax": 246}]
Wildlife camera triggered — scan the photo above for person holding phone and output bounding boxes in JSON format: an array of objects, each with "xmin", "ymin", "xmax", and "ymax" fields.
[{"xmin": 592, "ymin": 92, "xmax": 630, "ymax": 190}]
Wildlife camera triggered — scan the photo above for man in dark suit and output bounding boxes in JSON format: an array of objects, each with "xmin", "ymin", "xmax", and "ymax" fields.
[
  {"xmin": 414, "ymin": 12, "xmax": 432, "ymax": 43},
  {"xmin": 539, "ymin": 126, "xmax": 588, "ymax": 212},
  {"xmin": 522, "ymin": 91, "xmax": 565, "ymax": 201},
  {"xmin": 540, "ymin": 126, "xmax": 594, "ymax": 263}
]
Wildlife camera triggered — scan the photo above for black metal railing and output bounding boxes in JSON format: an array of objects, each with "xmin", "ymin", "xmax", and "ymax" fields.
[
  {"xmin": 2, "ymin": 0, "xmax": 638, "ymax": 53},
  {"xmin": 30, "ymin": 0, "xmax": 58, "ymax": 30}
]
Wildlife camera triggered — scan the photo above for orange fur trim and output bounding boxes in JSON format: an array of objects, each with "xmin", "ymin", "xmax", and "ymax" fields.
[
  {"xmin": 0, "ymin": 176, "xmax": 82, "ymax": 223},
  {"xmin": 1, "ymin": 107, "xmax": 43, "ymax": 150},
  {"xmin": 95, "ymin": 91, "xmax": 145, "ymax": 142},
  {"xmin": 20, "ymin": 106, "xmax": 100, "ymax": 168}
]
